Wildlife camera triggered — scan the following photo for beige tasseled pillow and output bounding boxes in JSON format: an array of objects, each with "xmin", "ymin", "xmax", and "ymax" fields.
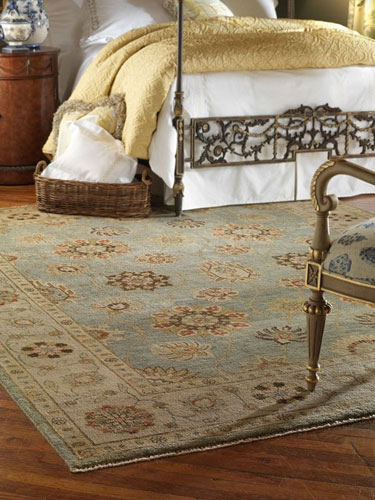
[{"xmin": 163, "ymin": 0, "xmax": 234, "ymax": 19}]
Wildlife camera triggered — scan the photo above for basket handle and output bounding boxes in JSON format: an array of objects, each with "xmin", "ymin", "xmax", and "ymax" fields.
[
  {"xmin": 141, "ymin": 167, "xmax": 152, "ymax": 186},
  {"xmin": 35, "ymin": 161, "xmax": 48, "ymax": 176}
]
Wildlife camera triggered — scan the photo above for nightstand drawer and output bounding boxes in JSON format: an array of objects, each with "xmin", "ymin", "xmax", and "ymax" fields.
[
  {"xmin": 0, "ymin": 47, "xmax": 59, "ymax": 184},
  {"xmin": 0, "ymin": 77, "xmax": 57, "ymax": 164},
  {"xmin": 0, "ymin": 53, "xmax": 55, "ymax": 79}
]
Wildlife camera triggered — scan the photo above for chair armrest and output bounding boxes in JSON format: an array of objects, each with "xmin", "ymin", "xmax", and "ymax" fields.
[
  {"xmin": 311, "ymin": 158, "xmax": 375, "ymax": 213},
  {"xmin": 309, "ymin": 158, "xmax": 375, "ymax": 263}
]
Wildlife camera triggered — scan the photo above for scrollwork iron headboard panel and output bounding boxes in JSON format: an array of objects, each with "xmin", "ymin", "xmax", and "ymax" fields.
[{"xmin": 187, "ymin": 105, "xmax": 375, "ymax": 169}]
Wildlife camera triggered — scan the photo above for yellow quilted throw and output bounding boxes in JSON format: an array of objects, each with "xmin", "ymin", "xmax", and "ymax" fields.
[{"xmin": 43, "ymin": 17, "xmax": 375, "ymax": 160}]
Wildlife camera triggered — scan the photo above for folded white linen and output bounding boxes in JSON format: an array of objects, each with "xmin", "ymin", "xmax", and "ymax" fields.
[{"xmin": 41, "ymin": 115, "xmax": 137, "ymax": 184}]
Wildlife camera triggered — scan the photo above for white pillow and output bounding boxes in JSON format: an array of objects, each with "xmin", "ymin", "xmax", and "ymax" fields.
[
  {"xmin": 44, "ymin": 0, "xmax": 89, "ymax": 44},
  {"xmin": 225, "ymin": 0, "xmax": 278, "ymax": 18},
  {"xmin": 83, "ymin": 0, "xmax": 173, "ymax": 46},
  {"xmin": 44, "ymin": 0, "xmax": 89, "ymax": 101},
  {"xmin": 45, "ymin": 0, "xmax": 173, "ymax": 100},
  {"xmin": 42, "ymin": 115, "xmax": 137, "ymax": 184},
  {"xmin": 163, "ymin": 0, "xmax": 234, "ymax": 19}
]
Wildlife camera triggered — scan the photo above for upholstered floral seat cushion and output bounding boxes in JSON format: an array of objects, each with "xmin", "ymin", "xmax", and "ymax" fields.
[{"xmin": 323, "ymin": 217, "xmax": 375, "ymax": 285}]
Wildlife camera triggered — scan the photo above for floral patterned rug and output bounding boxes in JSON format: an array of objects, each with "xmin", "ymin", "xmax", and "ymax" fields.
[{"xmin": 0, "ymin": 202, "xmax": 374, "ymax": 472}]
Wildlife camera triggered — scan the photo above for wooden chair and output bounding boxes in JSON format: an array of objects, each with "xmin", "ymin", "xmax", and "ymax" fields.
[{"xmin": 304, "ymin": 158, "xmax": 375, "ymax": 391}]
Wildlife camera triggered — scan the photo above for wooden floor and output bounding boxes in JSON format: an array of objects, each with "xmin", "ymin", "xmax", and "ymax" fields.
[{"xmin": 0, "ymin": 185, "xmax": 374, "ymax": 500}]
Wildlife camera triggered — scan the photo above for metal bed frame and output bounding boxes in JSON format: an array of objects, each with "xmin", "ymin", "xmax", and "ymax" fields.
[{"xmin": 172, "ymin": 0, "xmax": 375, "ymax": 216}]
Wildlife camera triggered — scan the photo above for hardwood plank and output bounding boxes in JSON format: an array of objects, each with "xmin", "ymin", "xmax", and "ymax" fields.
[
  {"xmin": 169, "ymin": 447, "xmax": 374, "ymax": 485},
  {"xmin": 279, "ymin": 477, "xmax": 375, "ymax": 500},
  {"xmin": 0, "ymin": 468, "xmax": 196, "ymax": 500},
  {"xmin": 0, "ymin": 185, "xmax": 36, "ymax": 206},
  {"xmin": 100, "ymin": 457, "xmax": 375, "ymax": 500},
  {"xmin": 343, "ymin": 194, "xmax": 375, "ymax": 213},
  {"xmin": 0, "ymin": 491, "xmax": 46, "ymax": 500}
]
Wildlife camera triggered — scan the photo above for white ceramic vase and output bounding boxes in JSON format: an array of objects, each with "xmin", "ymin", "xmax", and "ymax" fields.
[
  {"xmin": 0, "ymin": 2, "xmax": 33, "ymax": 51},
  {"xmin": 23, "ymin": 0, "xmax": 49, "ymax": 48},
  {"xmin": 0, "ymin": 19, "xmax": 32, "ymax": 50},
  {"xmin": 1, "ymin": 0, "xmax": 49, "ymax": 49}
]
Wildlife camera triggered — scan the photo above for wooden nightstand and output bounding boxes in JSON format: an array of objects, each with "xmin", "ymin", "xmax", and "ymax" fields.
[{"xmin": 0, "ymin": 47, "xmax": 59, "ymax": 185}]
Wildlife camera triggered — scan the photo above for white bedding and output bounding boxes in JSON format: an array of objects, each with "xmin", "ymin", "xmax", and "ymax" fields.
[
  {"xmin": 71, "ymin": 52, "xmax": 375, "ymax": 210},
  {"xmin": 47, "ymin": 0, "xmax": 174, "ymax": 100},
  {"xmin": 148, "ymin": 66, "xmax": 375, "ymax": 209}
]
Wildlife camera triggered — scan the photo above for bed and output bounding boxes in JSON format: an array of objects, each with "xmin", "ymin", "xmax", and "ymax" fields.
[{"xmin": 43, "ymin": 0, "xmax": 375, "ymax": 214}]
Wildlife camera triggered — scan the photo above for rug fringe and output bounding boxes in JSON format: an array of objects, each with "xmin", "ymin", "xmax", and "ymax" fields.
[{"xmin": 70, "ymin": 411, "xmax": 375, "ymax": 473}]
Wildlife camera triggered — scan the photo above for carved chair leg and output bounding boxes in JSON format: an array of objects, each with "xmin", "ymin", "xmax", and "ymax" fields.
[{"xmin": 303, "ymin": 291, "xmax": 332, "ymax": 392}]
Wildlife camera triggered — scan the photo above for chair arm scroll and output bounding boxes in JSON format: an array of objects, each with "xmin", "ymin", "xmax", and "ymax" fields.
[
  {"xmin": 311, "ymin": 159, "xmax": 375, "ymax": 214},
  {"xmin": 309, "ymin": 158, "xmax": 375, "ymax": 262}
]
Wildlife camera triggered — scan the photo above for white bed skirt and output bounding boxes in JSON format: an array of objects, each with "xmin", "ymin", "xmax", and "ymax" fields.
[
  {"xmin": 149, "ymin": 66, "xmax": 375, "ymax": 210},
  {"xmin": 160, "ymin": 153, "xmax": 375, "ymax": 210}
]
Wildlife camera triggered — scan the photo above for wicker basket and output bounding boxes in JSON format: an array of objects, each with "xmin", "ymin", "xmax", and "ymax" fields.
[{"xmin": 34, "ymin": 161, "xmax": 152, "ymax": 218}]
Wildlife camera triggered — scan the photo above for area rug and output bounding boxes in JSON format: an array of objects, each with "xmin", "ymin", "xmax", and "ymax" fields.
[{"xmin": 0, "ymin": 202, "xmax": 374, "ymax": 472}]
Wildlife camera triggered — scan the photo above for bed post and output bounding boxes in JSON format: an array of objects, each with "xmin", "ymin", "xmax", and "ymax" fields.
[
  {"xmin": 287, "ymin": 0, "xmax": 295, "ymax": 18},
  {"xmin": 173, "ymin": 0, "xmax": 185, "ymax": 216}
]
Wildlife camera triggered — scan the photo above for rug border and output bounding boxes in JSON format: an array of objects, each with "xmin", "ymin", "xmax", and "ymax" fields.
[
  {"xmin": 4, "ymin": 352, "xmax": 375, "ymax": 473},
  {"xmin": 0, "ymin": 361, "xmax": 80, "ymax": 468},
  {"xmin": 1, "ymin": 346, "xmax": 374, "ymax": 474},
  {"xmin": 71, "ymin": 411, "xmax": 375, "ymax": 473}
]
